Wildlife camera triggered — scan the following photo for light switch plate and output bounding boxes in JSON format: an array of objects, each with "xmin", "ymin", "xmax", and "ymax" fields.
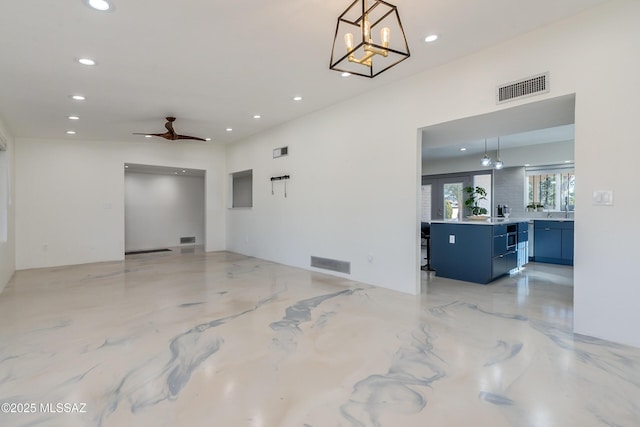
[
  {"xmin": 592, "ymin": 190, "xmax": 613, "ymax": 206},
  {"xmin": 449, "ymin": 235, "xmax": 455, "ymax": 244}
]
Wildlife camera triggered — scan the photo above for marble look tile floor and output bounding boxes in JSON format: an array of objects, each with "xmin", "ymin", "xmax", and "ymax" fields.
[{"xmin": 0, "ymin": 249, "xmax": 639, "ymax": 427}]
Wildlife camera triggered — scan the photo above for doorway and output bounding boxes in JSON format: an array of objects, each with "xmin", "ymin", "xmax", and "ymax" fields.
[
  {"xmin": 124, "ymin": 163, "xmax": 206, "ymax": 253},
  {"xmin": 418, "ymin": 94, "xmax": 576, "ymax": 289}
]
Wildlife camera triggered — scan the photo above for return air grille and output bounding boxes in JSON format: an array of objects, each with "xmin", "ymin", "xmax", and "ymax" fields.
[
  {"xmin": 180, "ymin": 236, "xmax": 196, "ymax": 244},
  {"xmin": 496, "ymin": 72, "xmax": 549, "ymax": 104},
  {"xmin": 311, "ymin": 256, "xmax": 351, "ymax": 274}
]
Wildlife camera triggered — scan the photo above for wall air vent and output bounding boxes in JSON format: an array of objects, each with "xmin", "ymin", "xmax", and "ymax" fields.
[
  {"xmin": 311, "ymin": 256, "xmax": 351, "ymax": 274},
  {"xmin": 496, "ymin": 72, "xmax": 549, "ymax": 104},
  {"xmin": 273, "ymin": 146, "xmax": 288, "ymax": 158},
  {"xmin": 180, "ymin": 236, "xmax": 196, "ymax": 244}
]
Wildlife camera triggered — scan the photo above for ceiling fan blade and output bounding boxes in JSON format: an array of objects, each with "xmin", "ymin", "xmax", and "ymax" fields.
[
  {"xmin": 133, "ymin": 117, "xmax": 205, "ymax": 141},
  {"xmin": 175, "ymin": 134, "xmax": 207, "ymax": 141},
  {"xmin": 133, "ymin": 132, "xmax": 168, "ymax": 137}
]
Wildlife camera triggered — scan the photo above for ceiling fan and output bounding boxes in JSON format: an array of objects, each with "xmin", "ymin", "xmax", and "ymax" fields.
[{"xmin": 133, "ymin": 117, "xmax": 207, "ymax": 141}]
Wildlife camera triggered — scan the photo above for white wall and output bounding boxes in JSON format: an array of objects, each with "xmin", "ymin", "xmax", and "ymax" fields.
[
  {"xmin": 226, "ymin": 0, "xmax": 640, "ymax": 347},
  {"xmin": 0, "ymin": 119, "xmax": 15, "ymax": 291},
  {"xmin": 226, "ymin": 101, "xmax": 420, "ymax": 294},
  {"xmin": 125, "ymin": 172, "xmax": 205, "ymax": 251},
  {"xmin": 15, "ymin": 138, "xmax": 225, "ymax": 269}
]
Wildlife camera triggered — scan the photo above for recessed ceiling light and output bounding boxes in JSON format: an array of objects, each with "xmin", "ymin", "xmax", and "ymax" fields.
[
  {"xmin": 144, "ymin": 135, "xmax": 152, "ymax": 138},
  {"xmin": 84, "ymin": 0, "xmax": 113, "ymax": 12},
  {"xmin": 124, "ymin": 165, "xmax": 129, "ymax": 168},
  {"xmin": 253, "ymin": 115, "xmax": 261, "ymax": 119},
  {"xmin": 460, "ymin": 147, "xmax": 467, "ymax": 151},
  {"xmin": 174, "ymin": 172, "xmax": 178, "ymax": 175},
  {"xmin": 70, "ymin": 95, "xmax": 86, "ymax": 101},
  {"xmin": 565, "ymin": 160, "xmax": 573, "ymax": 163},
  {"xmin": 424, "ymin": 34, "xmax": 439, "ymax": 43},
  {"xmin": 524, "ymin": 164, "xmax": 531, "ymax": 167},
  {"xmin": 182, "ymin": 170, "xmax": 186, "ymax": 173},
  {"xmin": 77, "ymin": 58, "xmax": 96, "ymax": 66},
  {"xmin": 68, "ymin": 115, "xmax": 79, "ymax": 120},
  {"xmin": 341, "ymin": 72, "xmax": 351, "ymax": 77},
  {"xmin": 226, "ymin": 128, "xmax": 233, "ymax": 132},
  {"xmin": 66, "ymin": 130, "xmax": 76, "ymax": 135},
  {"xmin": 293, "ymin": 96, "xmax": 303, "ymax": 101},
  {"xmin": 205, "ymin": 138, "xmax": 212, "ymax": 141}
]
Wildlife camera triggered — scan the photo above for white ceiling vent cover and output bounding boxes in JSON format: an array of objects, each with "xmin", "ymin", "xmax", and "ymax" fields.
[{"xmin": 496, "ymin": 72, "xmax": 549, "ymax": 104}]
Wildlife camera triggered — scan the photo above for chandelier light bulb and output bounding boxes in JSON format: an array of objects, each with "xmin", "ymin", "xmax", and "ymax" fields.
[
  {"xmin": 363, "ymin": 20, "xmax": 371, "ymax": 42},
  {"xmin": 344, "ymin": 33, "xmax": 354, "ymax": 51},
  {"xmin": 381, "ymin": 27, "xmax": 390, "ymax": 46}
]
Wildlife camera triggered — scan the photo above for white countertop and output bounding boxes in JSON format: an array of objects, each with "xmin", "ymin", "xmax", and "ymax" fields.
[
  {"xmin": 431, "ymin": 218, "xmax": 526, "ymax": 226},
  {"xmin": 532, "ymin": 218, "xmax": 574, "ymax": 222},
  {"xmin": 431, "ymin": 217, "xmax": 574, "ymax": 226}
]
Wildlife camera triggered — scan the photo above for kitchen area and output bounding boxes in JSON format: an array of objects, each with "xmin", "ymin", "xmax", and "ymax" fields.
[
  {"xmin": 428, "ymin": 216, "xmax": 573, "ymax": 284},
  {"xmin": 420, "ymin": 95, "xmax": 576, "ymax": 285}
]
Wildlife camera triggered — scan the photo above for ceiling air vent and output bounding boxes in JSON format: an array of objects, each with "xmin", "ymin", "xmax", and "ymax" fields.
[{"xmin": 496, "ymin": 72, "xmax": 549, "ymax": 104}]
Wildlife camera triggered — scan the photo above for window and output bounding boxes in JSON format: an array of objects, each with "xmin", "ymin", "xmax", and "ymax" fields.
[
  {"xmin": 474, "ymin": 174, "xmax": 492, "ymax": 215},
  {"xmin": 420, "ymin": 184, "xmax": 432, "ymax": 222},
  {"xmin": 0, "ymin": 135, "xmax": 7, "ymax": 242},
  {"xmin": 526, "ymin": 165, "xmax": 574, "ymax": 211},
  {"xmin": 422, "ymin": 171, "xmax": 492, "ymax": 221}
]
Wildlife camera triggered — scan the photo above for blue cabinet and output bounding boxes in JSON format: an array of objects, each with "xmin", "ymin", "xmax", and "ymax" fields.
[
  {"xmin": 431, "ymin": 223, "xmax": 493, "ymax": 284},
  {"xmin": 431, "ymin": 221, "xmax": 525, "ymax": 285},
  {"xmin": 561, "ymin": 229, "xmax": 574, "ymax": 262},
  {"xmin": 535, "ymin": 227, "xmax": 562, "ymax": 259},
  {"xmin": 534, "ymin": 220, "xmax": 574, "ymax": 265},
  {"xmin": 517, "ymin": 222, "xmax": 530, "ymax": 269},
  {"xmin": 491, "ymin": 223, "xmax": 517, "ymax": 280}
]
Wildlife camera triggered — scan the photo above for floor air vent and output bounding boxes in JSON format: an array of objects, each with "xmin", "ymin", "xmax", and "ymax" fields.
[
  {"xmin": 180, "ymin": 236, "xmax": 196, "ymax": 244},
  {"xmin": 311, "ymin": 256, "xmax": 351, "ymax": 274},
  {"xmin": 496, "ymin": 72, "xmax": 549, "ymax": 104}
]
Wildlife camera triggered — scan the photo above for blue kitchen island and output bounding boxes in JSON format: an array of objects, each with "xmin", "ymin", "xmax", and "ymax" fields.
[{"xmin": 430, "ymin": 219, "xmax": 529, "ymax": 284}]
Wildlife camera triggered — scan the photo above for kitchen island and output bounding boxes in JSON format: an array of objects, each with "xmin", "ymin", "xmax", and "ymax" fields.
[{"xmin": 430, "ymin": 219, "xmax": 529, "ymax": 284}]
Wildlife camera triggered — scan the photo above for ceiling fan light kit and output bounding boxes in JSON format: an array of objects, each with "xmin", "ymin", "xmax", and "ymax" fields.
[
  {"xmin": 330, "ymin": 0, "xmax": 410, "ymax": 78},
  {"xmin": 133, "ymin": 117, "xmax": 206, "ymax": 142}
]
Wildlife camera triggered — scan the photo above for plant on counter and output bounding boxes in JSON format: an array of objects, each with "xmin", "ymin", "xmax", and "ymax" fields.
[
  {"xmin": 535, "ymin": 203, "xmax": 544, "ymax": 212},
  {"xmin": 526, "ymin": 203, "xmax": 536, "ymax": 212},
  {"xmin": 463, "ymin": 186, "xmax": 488, "ymax": 216}
]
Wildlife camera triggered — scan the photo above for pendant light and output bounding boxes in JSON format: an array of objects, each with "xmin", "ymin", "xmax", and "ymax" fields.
[
  {"xmin": 480, "ymin": 138, "xmax": 492, "ymax": 167},
  {"xmin": 330, "ymin": 0, "xmax": 410, "ymax": 78},
  {"xmin": 494, "ymin": 137, "xmax": 504, "ymax": 170}
]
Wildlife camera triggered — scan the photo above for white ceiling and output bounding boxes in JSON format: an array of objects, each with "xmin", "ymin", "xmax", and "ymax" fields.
[{"xmin": 0, "ymin": 0, "xmax": 607, "ymax": 145}]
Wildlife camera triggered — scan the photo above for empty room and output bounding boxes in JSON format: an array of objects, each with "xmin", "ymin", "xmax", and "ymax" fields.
[{"xmin": 1, "ymin": 1, "xmax": 639, "ymax": 426}]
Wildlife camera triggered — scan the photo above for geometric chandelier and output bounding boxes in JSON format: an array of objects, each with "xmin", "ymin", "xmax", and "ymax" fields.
[{"xmin": 330, "ymin": 0, "xmax": 410, "ymax": 78}]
